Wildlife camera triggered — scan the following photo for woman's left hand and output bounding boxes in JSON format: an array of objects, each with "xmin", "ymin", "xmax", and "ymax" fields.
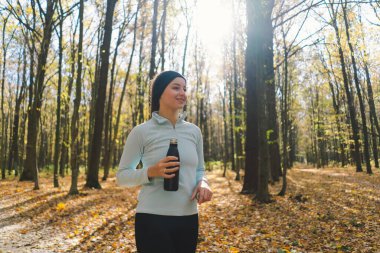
[{"xmin": 191, "ymin": 180, "xmax": 212, "ymax": 205}]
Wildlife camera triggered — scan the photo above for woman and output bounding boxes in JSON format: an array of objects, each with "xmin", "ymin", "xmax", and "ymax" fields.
[{"xmin": 116, "ymin": 70, "xmax": 212, "ymax": 253}]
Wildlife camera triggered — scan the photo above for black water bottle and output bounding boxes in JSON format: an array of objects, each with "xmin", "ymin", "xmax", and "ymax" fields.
[{"xmin": 164, "ymin": 138, "xmax": 180, "ymax": 191}]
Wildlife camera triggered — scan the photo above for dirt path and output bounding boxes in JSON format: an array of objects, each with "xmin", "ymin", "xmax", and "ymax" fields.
[{"xmin": 0, "ymin": 165, "xmax": 379, "ymax": 252}]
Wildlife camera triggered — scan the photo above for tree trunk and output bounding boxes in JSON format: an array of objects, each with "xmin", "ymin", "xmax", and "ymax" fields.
[
  {"xmin": 103, "ymin": 10, "xmax": 128, "ymax": 181},
  {"xmin": 221, "ymin": 82, "xmax": 228, "ymax": 177},
  {"xmin": 112, "ymin": 0, "xmax": 141, "ymax": 177},
  {"xmin": 243, "ymin": 0, "xmax": 270, "ymax": 197},
  {"xmin": 149, "ymin": 0, "xmax": 159, "ymax": 80},
  {"xmin": 370, "ymin": 115, "xmax": 379, "ymax": 168},
  {"xmin": 281, "ymin": 47, "xmax": 290, "ymax": 170},
  {"xmin": 8, "ymin": 46, "xmax": 27, "ymax": 177},
  {"xmin": 255, "ymin": 0, "xmax": 273, "ymax": 202},
  {"xmin": 342, "ymin": 1, "xmax": 371, "ymax": 174},
  {"xmin": 69, "ymin": 0, "xmax": 84, "ymax": 195},
  {"xmin": 86, "ymin": 0, "xmax": 118, "ymax": 189},
  {"xmin": 232, "ymin": 19, "xmax": 242, "ymax": 180},
  {"xmin": 320, "ymin": 49, "xmax": 346, "ymax": 167},
  {"xmin": 229, "ymin": 70, "xmax": 236, "ymax": 175},
  {"xmin": 136, "ymin": 6, "xmax": 147, "ymax": 123},
  {"xmin": 265, "ymin": 8, "xmax": 281, "ymax": 183},
  {"xmin": 328, "ymin": 1, "xmax": 362, "ymax": 172},
  {"xmin": 1, "ymin": 14, "xmax": 11, "ymax": 179},
  {"xmin": 60, "ymin": 34, "xmax": 76, "ymax": 178},
  {"xmin": 364, "ymin": 63, "xmax": 379, "ymax": 168},
  {"xmin": 21, "ymin": 0, "xmax": 57, "ymax": 190},
  {"xmin": 54, "ymin": 0, "xmax": 64, "ymax": 187},
  {"xmin": 160, "ymin": 0, "xmax": 168, "ymax": 71},
  {"xmin": 202, "ymin": 78, "xmax": 210, "ymax": 161},
  {"xmin": 87, "ymin": 25, "xmax": 104, "ymax": 173},
  {"xmin": 181, "ymin": 3, "xmax": 191, "ymax": 75}
]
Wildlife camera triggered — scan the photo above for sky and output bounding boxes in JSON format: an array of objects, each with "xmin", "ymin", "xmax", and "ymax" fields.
[{"xmin": 192, "ymin": 0, "xmax": 234, "ymax": 60}]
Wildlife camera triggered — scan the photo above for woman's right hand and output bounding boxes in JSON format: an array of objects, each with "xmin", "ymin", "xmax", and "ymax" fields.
[{"xmin": 147, "ymin": 156, "xmax": 179, "ymax": 179}]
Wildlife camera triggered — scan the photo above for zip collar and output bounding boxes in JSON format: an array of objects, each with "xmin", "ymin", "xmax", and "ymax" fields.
[{"xmin": 152, "ymin": 111, "xmax": 187, "ymax": 126}]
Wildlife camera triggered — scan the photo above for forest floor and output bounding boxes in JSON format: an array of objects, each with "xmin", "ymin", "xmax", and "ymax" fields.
[{"xmin": 0, "ymin": 164, "xmax": 379, "ymax": 253}]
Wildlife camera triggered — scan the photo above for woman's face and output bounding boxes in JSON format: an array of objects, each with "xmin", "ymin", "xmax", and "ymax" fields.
[{"xmin": 159, "ymin": 77, "xmax": 187, "ymax": 111}]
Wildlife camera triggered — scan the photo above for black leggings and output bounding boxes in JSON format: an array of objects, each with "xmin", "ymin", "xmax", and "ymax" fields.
[{"xmin": 135, "ymin": 213, "xmax": 198, "ymax": 253}]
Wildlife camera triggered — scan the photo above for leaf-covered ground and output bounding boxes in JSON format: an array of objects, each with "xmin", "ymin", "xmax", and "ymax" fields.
[{"xmin": 0, "ymin": 165, "xmax": 379, "ymax": 253}]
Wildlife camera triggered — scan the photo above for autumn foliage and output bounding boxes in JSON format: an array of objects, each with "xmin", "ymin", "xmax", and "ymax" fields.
[{"xmin": 0, "ymin": 165, "xmax": 379, "ymax": 252}]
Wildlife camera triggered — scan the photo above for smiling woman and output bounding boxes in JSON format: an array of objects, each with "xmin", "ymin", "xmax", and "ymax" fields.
[{"xmin": 117, "ymin": 70, "xmax": 212, "ymax": 253}]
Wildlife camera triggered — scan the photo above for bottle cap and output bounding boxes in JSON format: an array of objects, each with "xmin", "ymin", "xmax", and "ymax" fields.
[{"xmin": 170, "ymin": 138, "xmax": 177, "ymax": 144}]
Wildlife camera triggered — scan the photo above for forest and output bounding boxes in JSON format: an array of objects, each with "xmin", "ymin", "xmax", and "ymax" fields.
[{"xmin": 0, "ymin": 0, "xmax": 379, "ymax": 252}]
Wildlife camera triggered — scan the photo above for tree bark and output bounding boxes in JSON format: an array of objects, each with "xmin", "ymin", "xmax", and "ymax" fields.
[
  {"xmin": 364, "ymin": 63, "xmax": 379, "ymax": 168},
  {"xmin": 264, "ymin": 6, "xmax": 281, "ymax": 183},
  {"xmin": 221, "ymin": 79, "xmax": 228, "ymax": 177},
  {"xmin": 103, "ymin": 7, "xmax": 131, "ymax": 180},
  {"xmin": 229, "ymin": 68, "xmax": 236, "ymax": 175},
  {"xmin": 86, "ymin": 0, "xmax": 118, "ymax": 189},
  {"xmin": 342, "ymin": 1, "xmax": 371, "ymax": 174},
  {"xmin": 149, "ymin": 0, "xmax": 159, "ymax": 80},
  {"xmin": 112, "ymin": 0, "xmax": 141, "ymax": 176},
  {"xmin": 160, "ymin": 0, "xmax": 168, "ymax": 71},
  {"xmin": 320, "ymin": 49, "xmax": 346, "ymax": 167},
  {"xmin": 1, "ymin": 14, "xmax": 11, "ymax": 179},
  {"xmin": 69, "ymin": 0, "xmax": 84, "ymax": 195},
  {"xmin": 54, "ymin": 0, "xmax": 64, "ymax": 187},
  {"xmin": 328, "ymin": 1, "xmax": 362, "ymax": 172},
  {"xmin": 8, "ymin": 46, "xmax": 27, "ymax": 177},
  {"xmin": 136, "ymin": 5, "xmax": 147, "ymax": 124},
  {"xmin": 181, "ymin": 0, "xmax": 192, "ymax": 75},
  {"xmin": 243, "ymin": 0, "xmax": 272, "ymax": 197},
  {"xmin": 21, "ymin": 0, "xmax": 57, "ymax": 190}
]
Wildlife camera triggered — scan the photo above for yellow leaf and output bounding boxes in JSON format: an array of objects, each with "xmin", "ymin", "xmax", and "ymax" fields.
[
  {"xmin": 281, "ymin": 246, "xmax": 291, "ymax": 253},
  {"xmin": 26, "ymin": 7, "xmax": 33, "ymax": 15},
  {"xmin": 19, "ymin": 229, "xmax": 28, "ymax": 234},
  {"xmin": 56, "ymin": 202, "xmax": 66, "ymax": 211},
  {"xmin": 229, "ymin": 247, "xmax": 240, "ymax": 253}
]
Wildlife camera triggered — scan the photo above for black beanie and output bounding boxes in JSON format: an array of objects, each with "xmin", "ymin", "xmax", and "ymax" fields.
[{"xmin": 151, "ymin": 70, "xmax": 186, "ymax": 114}]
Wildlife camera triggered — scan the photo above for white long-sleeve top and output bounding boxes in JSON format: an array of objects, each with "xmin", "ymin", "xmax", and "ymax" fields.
[{"xmin": 116, "ymin": 112, "xmax": 206, "ymax": 216}]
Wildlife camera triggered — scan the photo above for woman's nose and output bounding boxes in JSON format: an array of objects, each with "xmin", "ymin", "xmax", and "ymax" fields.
[{"xmin": 179, "ymin": 88, "xmax": 186, "ymax": 96}]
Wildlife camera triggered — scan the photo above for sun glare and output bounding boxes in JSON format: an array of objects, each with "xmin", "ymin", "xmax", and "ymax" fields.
[{"xmin": 193, "ymin": 0, "xmax": 233, "ymax": 58}]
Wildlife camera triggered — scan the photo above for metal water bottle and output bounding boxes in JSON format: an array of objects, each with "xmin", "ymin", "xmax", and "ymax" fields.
[{"xmin": 164, "ymin": 138, "xmax": 180, "ymax": 191}]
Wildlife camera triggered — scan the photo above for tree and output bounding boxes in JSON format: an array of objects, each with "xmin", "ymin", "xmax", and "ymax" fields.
[
  {"xmin": 60, "ymin": 16, "xmax": 78, "ymax": 178},
  {"xmin": 179, "ymin": 0, "xmax": 195, "ymax": 75},
  {"xmin": 53, "ymin": 0, "xmax": 64, "ymax": 187},
  {"xmin": 341, "ymin": 0, "xmax": 371, "ymax": 174},
  {"xmin": 160, "ymin": 0, "xmax": 168, "ymax": 71},
  {"xmin": 103, "ymin": 1, "xmax": 136, "ymax": 181},
  {"xmin": 86, "ymin": 0, "xmax": 118, "ymax": 189},
  {"xmin": 8, "ymin": 45, "xmax": 27, "ymax": 177},
  {"xmin": 1, "ymin": 12, "xmax": 14, "ymax": 179},
  {"xmin": 111, "ymin": 0, "xmax": 142, "ymax": 181},
  {"xmin": 243, "ymin": 0, "xmax": 274, "ymax": 202},
  {"xmin": 149, "ymin": 0, "xmax": 159, "ymax": 80},
  {"xmin": 327, "ymin": 0, "xmax": 362, "ymax": 172},
  {"xmin": 20, "ymin": 0, "xmax": 58, "ymax": 190},
  {"xmin": 69, "ymin": 0, "xmax": 84, "ymax": 195}
]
